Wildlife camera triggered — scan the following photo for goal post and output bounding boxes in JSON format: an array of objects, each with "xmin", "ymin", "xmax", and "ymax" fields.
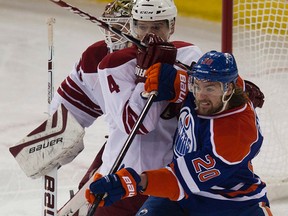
[
  {"xmin": 222, "ymin": 0, "xmax": 233, "ymax": 53},
  {"xmin": 222, "ymin": 0, "xmax": 288, "ymax": 201}
]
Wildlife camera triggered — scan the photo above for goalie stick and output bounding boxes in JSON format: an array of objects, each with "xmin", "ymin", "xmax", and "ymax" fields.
[
  {"xmin": 44, "ymin": 17, "xmax": 58, "ymax": 216},
  {"xmin": 57, "ymin": 170, "xmax": 95, "ymax": 216},
  {"xmin": 47, "ymin": 17, "xmax": 55, "ymax": 109},
  {"xmin": 48, "ymin": 0, "xmax": 193, "ymax": 71},
  {"xmin": 9, "ymin": 17, "xmax": 84, "ymax": 216}
]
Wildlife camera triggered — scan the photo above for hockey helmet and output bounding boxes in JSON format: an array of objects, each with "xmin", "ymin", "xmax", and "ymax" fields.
[
  {"xmin": 131, "ymin": 0, "xmax": 177, "ymax": 36},
  {"xmin": 190, "ymin": 50, "xmax": 238, "ymax": 91}
]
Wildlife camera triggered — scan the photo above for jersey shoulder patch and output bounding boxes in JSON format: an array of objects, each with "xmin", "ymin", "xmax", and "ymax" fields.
[
  {"xmin": 99, "ymin": 45, "xmax": 137, "ymax": 69},
  {"xmin": 77, "ymin": 40, "xmax": 108, "ymax": 73}
]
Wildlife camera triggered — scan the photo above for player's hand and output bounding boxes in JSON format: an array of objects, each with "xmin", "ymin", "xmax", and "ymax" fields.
[
  {"xmin": 85, "ymin": 173, "xmax": 104, "ymax": 206},
  {"xmin": 86, "ymin": 168, "xmax": 142, "ymax": 206},
  {"xmin": 244, "ymin": 80, "xmax": 265, "ymax": 108},
  {"xmin": 135, "ymin": 33, "xmax": 177, "ymax": 82},
  {"xmin": 143, "ymin": 63, "xmax": 188, "ymax": 103}
]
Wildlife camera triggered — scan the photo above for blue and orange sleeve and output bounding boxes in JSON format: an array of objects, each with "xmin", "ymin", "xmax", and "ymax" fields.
[{"xmin": 141, "ymin": 166, "xmax": 185, "ymax": 201}]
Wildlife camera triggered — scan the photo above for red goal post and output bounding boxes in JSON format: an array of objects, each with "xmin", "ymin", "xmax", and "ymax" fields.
[
  {"xmin": 222, "ymin": 0, "xmax": 233, "ymax": 53},
  {"xmin": 222, "ymin": 0, "xmax": 288, "ymax": 201}
]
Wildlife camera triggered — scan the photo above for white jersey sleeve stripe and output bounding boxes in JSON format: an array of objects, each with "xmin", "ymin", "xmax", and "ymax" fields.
[{"xmin": 195, "ymin": 187, "xmax": 267, "ymax": 202}]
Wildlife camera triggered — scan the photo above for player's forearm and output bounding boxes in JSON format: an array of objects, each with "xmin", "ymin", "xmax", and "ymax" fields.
[{"xmin": 139, "ymin": 168, "xmax": 184, "ymax": 201}]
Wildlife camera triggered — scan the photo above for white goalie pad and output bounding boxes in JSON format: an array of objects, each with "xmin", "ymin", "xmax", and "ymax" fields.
[{"xmin": 9, "ymin": 104, "xmax": 85, "ymax": 179}]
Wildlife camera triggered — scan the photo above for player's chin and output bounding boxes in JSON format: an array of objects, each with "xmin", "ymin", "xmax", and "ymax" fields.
[{"xmin": 197, "ymin": 107, "xmax": 212, "ymax": 116}]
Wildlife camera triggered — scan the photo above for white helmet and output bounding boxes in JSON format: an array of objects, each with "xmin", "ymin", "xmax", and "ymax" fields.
[
  {"xmin": 99, "ymin": 0, "xmax": 134, "ymax": 52},
  {"xmin": 131, "ymin": 0, "xmax": 177, "ymax": 37}
]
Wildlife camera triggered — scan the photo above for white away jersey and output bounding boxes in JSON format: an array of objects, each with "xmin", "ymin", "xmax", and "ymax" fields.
[
  {"xmin": 50, "ymin": 41, "xmax": 108, "ymax": 127},
  {"xmin": 98, "ymin": 42, "xmax": 202, "ymax": 174}
]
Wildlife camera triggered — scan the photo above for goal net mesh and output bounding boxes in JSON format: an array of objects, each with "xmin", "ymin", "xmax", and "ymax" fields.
[{"xmin": 232, "ymin": 0, "xmax": 288, "ymax": 200}]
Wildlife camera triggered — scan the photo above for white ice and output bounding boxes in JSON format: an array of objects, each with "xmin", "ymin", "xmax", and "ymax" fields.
[{"xmin": 0, "ymin": 0, "xmax": 287, "ymax": 215}]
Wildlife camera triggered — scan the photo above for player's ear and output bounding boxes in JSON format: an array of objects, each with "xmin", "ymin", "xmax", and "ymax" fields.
[
  {"xmin": 226, "ymin": 83, "xmax": 234, "ymax": 96},
  {"xmin": 170, "ymin": 19, "xmax": 176, "ymax": 35}
]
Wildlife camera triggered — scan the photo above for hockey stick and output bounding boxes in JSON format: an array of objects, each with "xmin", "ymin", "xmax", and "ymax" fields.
[
  {"xmin": 49, "ymin": 0, "xmax": 146, "ymax": 49},
  {"xmin": 57, "ymin": 169, "xmax": 95, "ymax": 216},
  {"xmin": 43, "ymin": 17, "xmax": 58, "ymax": 216},
  {"xmin": 57, "ymin": 141, "xmax": 106, "ymax": 216},
  {"xmin": 56, "ymin": 93, "xmax": 156, "ymax": 216},
  {"xmin": 47, "ymin": 17, "xmax": 55, "ymax": 109},
  {"xmin": 86, "ymin": 92, "xmax": 158, "ymax": 216},
  {"xmin": 48, "ymin": 0, "xmax": 192, "ymax": 71}
]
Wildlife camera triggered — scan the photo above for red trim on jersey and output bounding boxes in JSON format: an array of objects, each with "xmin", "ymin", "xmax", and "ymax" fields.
[
  {"xmin": 77, "ymin": 40, "xmax": 108, "ymax": 73},
  {"xmin": 65, "ymin": 77, "xmax": 102, "ymax": 113},
  {"xmin": 122, "ymin": 101, "xmax": 149, "ymax": 135},
  {"xmin": 99, "ymin": 45, "xmax": 137, "ymax": 69},
  {"xmin": 57, "ymin": 77, "xmax": 102, "ymax": 118}
]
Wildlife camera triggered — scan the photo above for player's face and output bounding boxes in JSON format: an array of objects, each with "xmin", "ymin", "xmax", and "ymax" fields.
[
  {"xmin": 193, "ymin": 80, "xmax": 225, "ymax": 115},
  {"xmin": 134, "ymin": 20, "xmax": 170, "ymax": 41}
]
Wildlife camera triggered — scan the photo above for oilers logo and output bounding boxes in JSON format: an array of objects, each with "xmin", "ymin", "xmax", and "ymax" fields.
[{"xmin": 174, "ymin": 107, "xmax": 197, "ymax": 157}]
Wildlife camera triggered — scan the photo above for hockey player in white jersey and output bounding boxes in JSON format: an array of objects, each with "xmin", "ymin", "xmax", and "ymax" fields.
[
  {"xmin": 85, "ymin": 0, "xmax": 202, "ymax": 215},
  {"xmin": 49, "ymin": 0, "xmax": 134, "ymax": 194},
  {"xmin": 50, "ymin": 0, "xmax": 132, "ymax": 126}
]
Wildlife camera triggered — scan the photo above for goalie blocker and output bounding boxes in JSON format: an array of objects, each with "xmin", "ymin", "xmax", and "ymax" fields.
[{"xmin": 9, "ymin": 104, "xmax": 85, "ymax": 179}]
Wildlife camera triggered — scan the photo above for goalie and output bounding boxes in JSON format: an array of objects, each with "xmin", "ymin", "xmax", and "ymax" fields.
[{"xmin": 10, "ymin": 0, "xmax": 133, "ymax": 181}]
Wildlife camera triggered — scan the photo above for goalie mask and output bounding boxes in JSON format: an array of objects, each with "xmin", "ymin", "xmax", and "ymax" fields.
[
  {"xmin": 99, "ymin": 0, "xmax": 134, "ymax": 52},
  {"xmin": 131, "ymin": 0, "xmax": 177, "ymax": 39}
]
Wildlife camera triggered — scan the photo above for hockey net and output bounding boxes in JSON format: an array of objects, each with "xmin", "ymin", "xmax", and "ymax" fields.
[{"xmin": 223, "ymin": 0, "xmax": 288, "ymax": 201}]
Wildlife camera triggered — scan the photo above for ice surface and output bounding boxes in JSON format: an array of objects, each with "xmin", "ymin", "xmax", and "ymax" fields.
[{"xmin": 0, "ymin": 0, "xmax": 286, "ymax": 215}]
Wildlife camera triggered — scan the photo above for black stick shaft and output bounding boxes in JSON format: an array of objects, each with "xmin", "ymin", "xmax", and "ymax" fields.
[
  {"xmin": 49, "ymin": 0, "xmax": 193, "ymax": 71},
  {"xmin": 86, "ymin": 93, "xmax": 157, "ymax": 216},
  {"xmin": 49, "ymin": 0, "xmax": 146, "ymax": 49}
]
